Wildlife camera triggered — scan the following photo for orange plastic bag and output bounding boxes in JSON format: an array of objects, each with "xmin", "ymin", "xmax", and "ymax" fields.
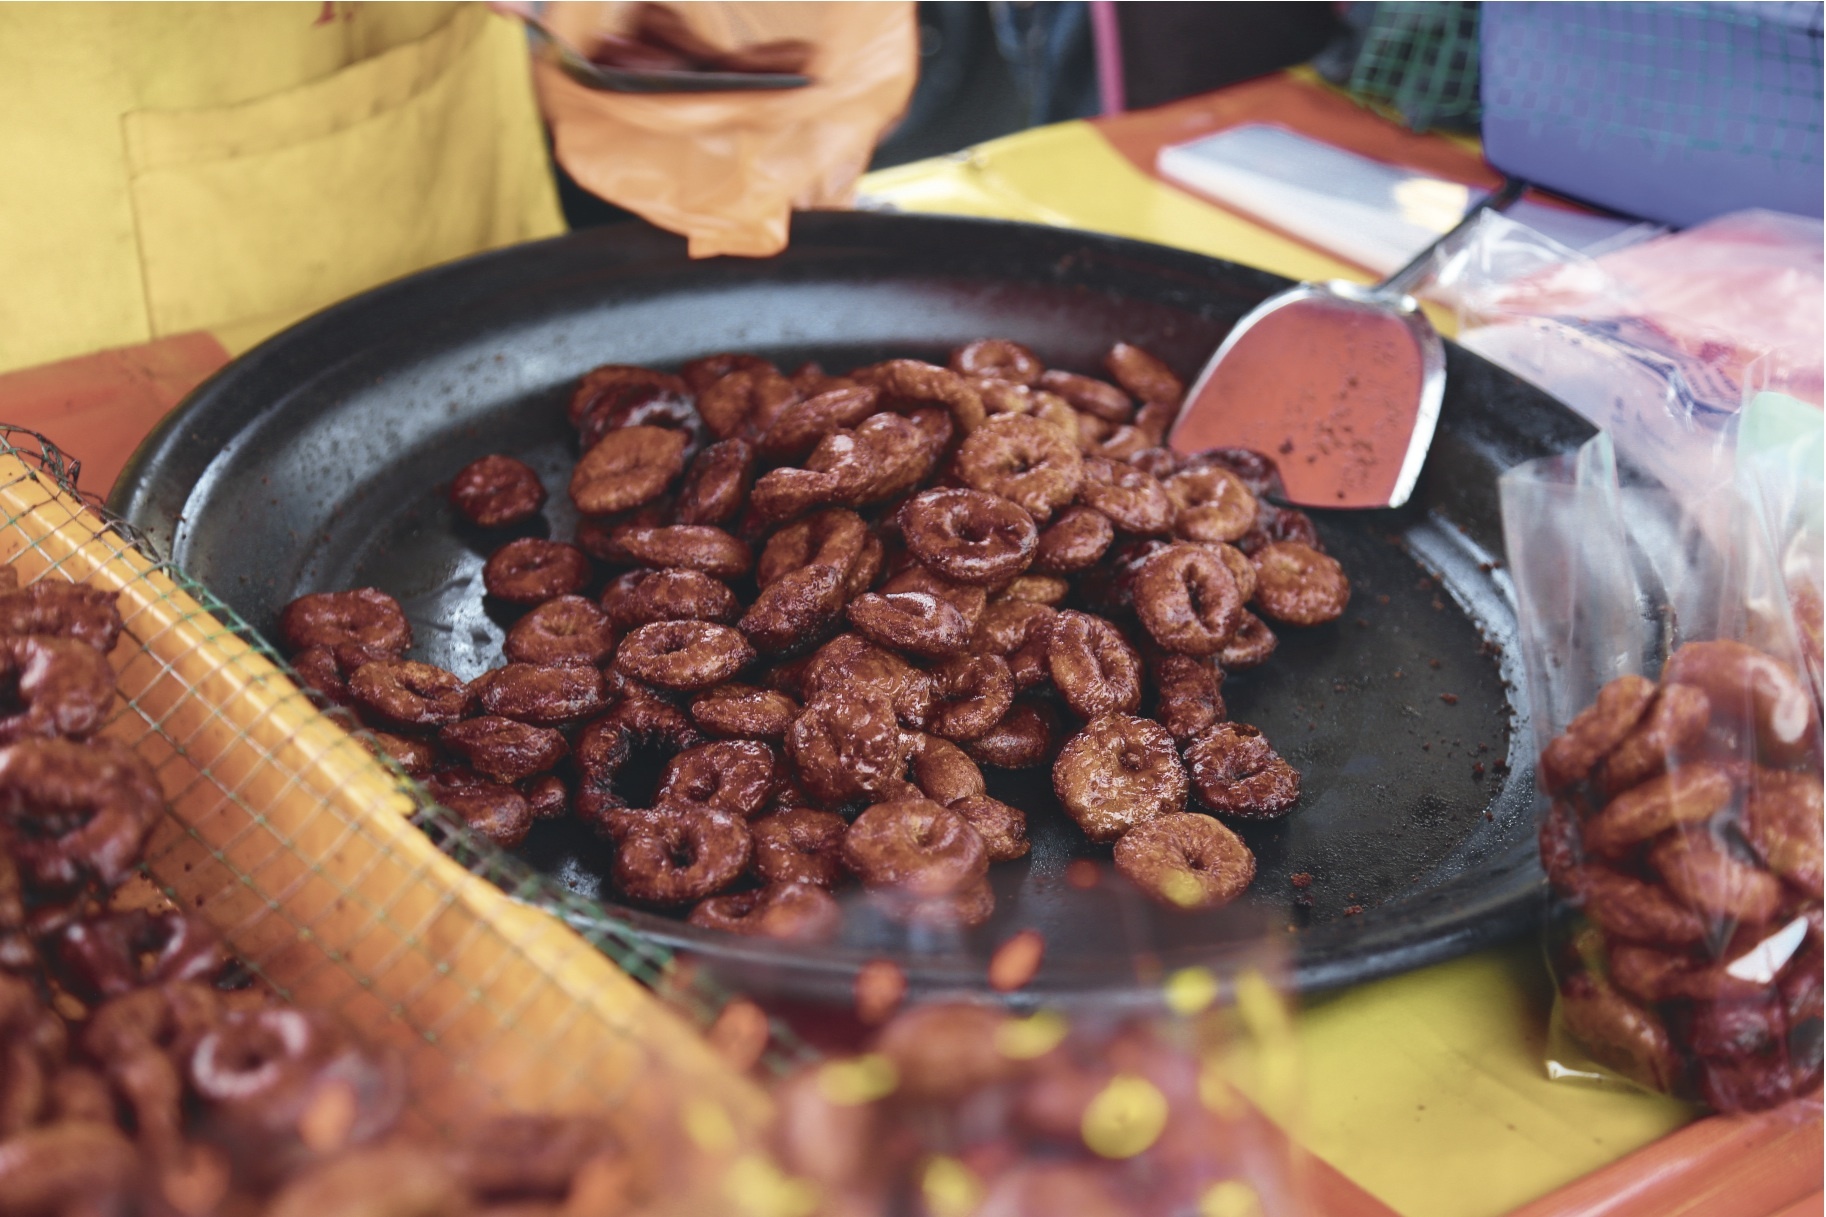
[{"xmin": 534, "ymin": 2, "xmax": 916, "ymax": 257}]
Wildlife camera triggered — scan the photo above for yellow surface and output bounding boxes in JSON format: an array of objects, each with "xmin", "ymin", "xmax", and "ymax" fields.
[
  {"xmin": 860, "ymin": 120, "xmax": 1461, "ymax": 336},
  {"xmin": 0, "ymin": 1, "xmax": 563, "ymax": 372},
  {"xmin": 0, "ymin": 454, "xmax": 767, "ymax": 1205},
  {"xmin": 862, "ymin": 125, "xmax": 1697, "ymax": 1216}
]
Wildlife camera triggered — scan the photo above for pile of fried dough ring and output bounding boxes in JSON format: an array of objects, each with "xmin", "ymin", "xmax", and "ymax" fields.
[
  {"xmin": 1539, "ymin": 639, "xmax": 1824, "ymax": 1111},
  {"xmin": 280, "ymin": 339, "xmax": 1352, "ymax": 937},
  {"xmin": 0, "ymin": 570, "xmax": 638, "ymax": 1214}
]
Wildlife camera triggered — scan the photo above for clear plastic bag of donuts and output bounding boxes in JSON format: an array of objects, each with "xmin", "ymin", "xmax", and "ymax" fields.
[{"xmin": 1502, "ymin": 430, "xmax": 1824, "ymax": 1112}]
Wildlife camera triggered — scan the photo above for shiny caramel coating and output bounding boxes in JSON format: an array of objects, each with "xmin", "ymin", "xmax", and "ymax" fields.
[
  {"xmin": 1132, "ymin": 544, "xmax": 1243, "ymax": 657},
  {"xmin": 448, "ymin": 454, "xmax": 546, "ymax": 528},
  {"xmin": 1539, "ymin": 674, "xmax": 1657, "ymax": 793},
  {"xmin": 349, "ymin": 659, "xmax": 467, "ymax": 728},
  {"xmin": 438, "ymin": 716, "xmax": 568, "ymax": 784},
  {"xmin": 472, "ymin": 662, "xmax": 611, "ymax": 726},
  {"xmin": 481, "ymin": 538, "xmax": 589, "ymax": 605},
  {"xmin": 689, "ymin": 682, "xmax": 801, "ymax": 741},
  {"xmin": 842, "ymin": 798, "xmax": 988, "ymax": 897},
  {"xmin": 1113, "ymin": 812, "xmax": 1254, "ymax": 908},
  {"xmin": 657, "ymin": 740, "xmax": 781, "ymax": 819},
  {"xmin": 503, "ymin": 595, "xmax": 616, "ymax": 666},
  {"xmin": 1184, "ymin": 721, "xmax": 1299, "ymax": 818},
  {"xmin": 1103, "ymin": 341, "xmax": 1184, "ymax": 404},
  {"xmin": 1250, "ymin": 541, "xmax": 1349, "ymax": 627},
  {"xmin": 688, "ymin": 882, "xmax": 840, "ymax": 942},
  {"xmin": 612, "ymin": 804, "xmax": 751, "ymax": 906},
  {"xmin": 278, "ymin": 587, "xmax": 409, "ymax": 659},
  {"xmin": 1046, "ymin": 610, "xmax": 1143, "ymax": 720},
  {"xmin": 750, "ymin": 807, "xmax": 848, "ymax": 889},
  {"xmin": 614, "ymin": 620, "xmax": 755, "ymax": 691},
  {"xmin": 568, "ymin": 424, "xmax": 687, "ymax": 515}
]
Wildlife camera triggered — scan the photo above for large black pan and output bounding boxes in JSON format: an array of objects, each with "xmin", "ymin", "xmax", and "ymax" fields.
[{"xmin": 111, "ymin": 213, "xmax": 1590, "ymax": 1004}]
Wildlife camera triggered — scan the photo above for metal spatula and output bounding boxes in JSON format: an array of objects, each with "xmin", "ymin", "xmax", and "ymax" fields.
[{"xmin": 1172, "ymin": 178, "xmax": 1525, "ymax": 510}]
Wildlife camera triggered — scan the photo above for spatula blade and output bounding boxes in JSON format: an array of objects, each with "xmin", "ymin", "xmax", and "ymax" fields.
[{"xmin": 1171, "ymin": 286, "xmax": 1445, "ymax": 510}]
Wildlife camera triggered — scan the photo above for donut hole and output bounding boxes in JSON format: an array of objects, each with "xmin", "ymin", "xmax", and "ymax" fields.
[
  {"xmin": 666, "ymin": 835, "xmax": 700, "ymax": 871},
  {"xmin": 615, "ymin": 740, "xmax": 677, "ymax": 810},
  {"xmin": 15, "ymin": 803, "xmax": 92, "ymax": 840},
  {"xmin": 1119, "ymin": 748, "xmax": 1146, "ymax": 772},
  {"xmin": 954, "ymin": 516, "xmax": 995, "ymax": 546}
]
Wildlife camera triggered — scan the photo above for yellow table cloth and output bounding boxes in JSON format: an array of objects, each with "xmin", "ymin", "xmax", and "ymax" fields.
[{"xmin": 861, "ymin": 120, "xmax": 1696, "ymax": 1217}]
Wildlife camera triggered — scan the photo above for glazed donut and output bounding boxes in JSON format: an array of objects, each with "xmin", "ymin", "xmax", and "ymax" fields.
[
  {"xmin": 600, "ymin": 569, "xmax": 740, "ymax": 631},
  {"xmin": 800, "ymin": 635, "xmax": 933, "ymax": 731},
  {"xmin": 278, "ymin": 588, "xmax": 409, "ymax": 660},
  {"xmin": 1113, "ymin": 813, "xmax": 1253, "ymax": 909},
  {"xmin": 1184, "ymin": 722, "xmax": 1299, "ymax": 818},
  {"xmin": 1218, "ymin": 611, "xmax": 1278, "ymax": 670},
  {"xmin": 949, "ymin": 339, "xmax": 1043, "ymax": 386},
  {"xmin": 573, "ymin": 690, "xmax": 703, "ymax": 828},
  {"xmin": 1031, "ymin": 506, "xmax": 1114, "ymax": 574},
  {"xmin": 568, "ymin": 424, "xmax": 687, "ymax": 516},
  {"xmin": 1131, "ymin": 544, "xmax": 1244, "ymax": 657},
  {"xmin": 438, "ymin": 716, "xmax": 568, "ymax": 783},
  {"xmin": 471, "ymin": 662, "xmax": 611, "ymax": 727},
  {"xmin": 1045, "ymin": 610, "xmax": 1143, "ymax": 720},
  {"xmin": 612, "ymin": 804, "xmax": 751, "ymax": 905},
  {"xmin": 1102, "ymin": 342, "xmax": 1183, "ymax": 405},
  {"xmin": 502, "ymin": 595, "xmax": 616, "ymax": 667},
  {"xmin": 1077, "ymin": 457, "xmax": 1175, "ymax": 535},
  {"xmin": 1251, "ymin": 542, "xmax": 1349, "ymax": 627},
  {"xmin": 1052, "ymin": 713, "xmax": 1186, "ymax": 841},
  {"xmin": 449, "ymin": 455, "xmax": 546, "ymax": 528},
  {"xmin": 953, "ymin": 414, "xmax": 1084, "ymax": 521},
  {"xmin": 905, "ymin": 733, "xmax": 988, "ymax": 806},
  {"xmin": 696, "ymin": 364, "xmax": 798, "ymax": 440},
  {"xmin": 758, "ymin": 386, "xmax": 881, "ymax": 463},
  {"xmin": 426, "ymin": 769, "xmax": 534, "ymax": 848},
  {"xmin": 899, "ymin": 489, "xmax": 1037, "ymax": 586},
  {"xmin": 688, "ymin": 882, "xmax": 840, "ymax": 942},
  {"xmin": 1036, "ymin": 369, "xmax": 1131, "ymax": 422},
  {"xmin": 786, "ymin": 694, "xmax": 911, "ymax": 806},
  {"xmin": 482, "ymin": 538, "xmax": 589, "ymax": 605},
  {"xmin": 0, "ymin": 635, "xmax": 116, "ymax": 743},
  {"xmin": 348, "ymin": 659, "xmax": 467, "ymax": 729},
  {"xmin": 657, "ymin": 740, "xmax": 781, "ymax": 819},
  {"xmin": 675, "ymin": 437, "xmax": 755, "ymax": 527},
  {"xmin": 1164, "ymin": 467, "xmax": 1256, "ymax": 544},
  {"xmin": 749, "ymin": 807, "xmax": 848, "ymax": 889},
  {"xmin": 845, "ymin": 591, "xmax": 971, "ymax": 660},
  {"xmin": 926, "ymin": 653, "xmax": 1015, "ymax": 742},
  {"xmin": 614, "ymin": 620, "xmax": 755, "ymax": 691},
  {"xmin": 841, "ymin": 798, "xmax": 987, "ymax": 897}
]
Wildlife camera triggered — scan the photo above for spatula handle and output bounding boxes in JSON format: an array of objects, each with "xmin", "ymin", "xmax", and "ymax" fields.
[{"xmin": 1379, "ymin": 177, "xmax": 1527, "ymax": 301}]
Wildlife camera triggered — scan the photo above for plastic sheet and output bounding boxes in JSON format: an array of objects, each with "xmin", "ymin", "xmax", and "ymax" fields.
[
  {"xmin": 748, "ymin": 884, "xmax": 1310, "ymax": 1217},
  {"xmin": 1441, "ymin": 208, "xmax": 1823, "ymax": 503},
  {"xmin": 1501, "ymin": 429, "xmax": 1824, "ymax": 1113}
]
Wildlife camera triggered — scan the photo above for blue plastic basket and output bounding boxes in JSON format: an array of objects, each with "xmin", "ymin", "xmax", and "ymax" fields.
[{"xmin": 1481, "ymin": 1, "xmax": 1824, "ymax": 226}]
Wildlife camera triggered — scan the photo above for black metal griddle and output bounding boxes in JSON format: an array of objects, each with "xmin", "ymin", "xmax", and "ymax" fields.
[{"xmin": 110, "ymin": 213, "xmax": 1592, "ymax": 1004}]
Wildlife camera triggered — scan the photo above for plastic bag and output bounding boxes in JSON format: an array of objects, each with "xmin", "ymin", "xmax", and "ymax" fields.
[
  {"xmin": 1439, "ymin": 208, "xmax": 1823, "ymax": 504},
  {"xmin": 532, "ymin": 2, "xmax": 917, "ymax": 258},
  {"xmin": 744, "ymin": 884, "xmax": 1309, "ymax": 1217},
  {"xmin": 1501, "ymin": 431, "xmax": 1824, "ymax": 1112}
]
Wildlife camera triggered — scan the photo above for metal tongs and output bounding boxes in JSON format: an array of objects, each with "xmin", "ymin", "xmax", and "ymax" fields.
[{"xmin": 520, "ymin": 9, "xmax": 811, "ymax": 94}]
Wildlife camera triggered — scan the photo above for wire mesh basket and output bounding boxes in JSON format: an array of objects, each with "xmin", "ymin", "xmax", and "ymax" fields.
[{"xmin": 0, "ymin": 427, "xmax": 786, "ymax": 1189}]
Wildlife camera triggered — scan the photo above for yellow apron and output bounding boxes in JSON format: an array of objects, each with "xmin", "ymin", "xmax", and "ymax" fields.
[{"xmin": 0, "ymin": 1, "xmax": 564, "ymax": 372}]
